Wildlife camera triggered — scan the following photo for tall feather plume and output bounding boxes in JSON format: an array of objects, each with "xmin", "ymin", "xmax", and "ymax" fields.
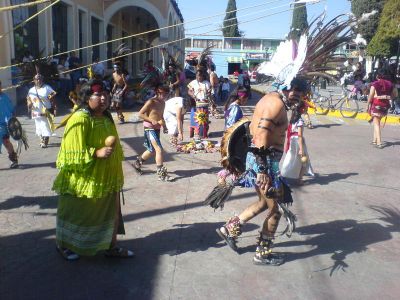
[
  {"xmin": 160, "ymin": 47, "xmax": 183, "ymax": 72},
  {"xmin": 196, "ymin": 45, "xmax": 213, "ymax": 71},
  {"xmin": 257, "ymin": 12, "xmax": 364, "ymax": 85},
  {"xmin": 112, "ymin": 43, "xmax": 132, "ymax": 68},
  {"xmin": 15, "ymin": 49, "xmax": 58, "ymax": 86},
  {"xmin": 300, "ymin": 14, "xmax": 355, "ymax": 81}
]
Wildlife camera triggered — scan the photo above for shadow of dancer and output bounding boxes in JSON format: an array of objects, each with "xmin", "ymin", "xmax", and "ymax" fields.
[
  {"xmin": 275, "ymin": 205, "xmax": 400, "ymax": 276},
  {"xmin": 303, "ymin": 172, "xmax": 359, "ymax": 186}
]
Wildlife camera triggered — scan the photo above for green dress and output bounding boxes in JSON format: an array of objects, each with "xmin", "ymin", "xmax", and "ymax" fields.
[{"xmin": 53, "ymin": 109, "xmax": 124, "ymax": 255}]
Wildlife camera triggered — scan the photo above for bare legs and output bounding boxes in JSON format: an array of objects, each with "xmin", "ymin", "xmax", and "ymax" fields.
[
  {"xmin": 238, "ymin": 188, "xmax": 281, "ymax": 238},
  {"xmin": 372, "ymin": 116, "xmax": 382, "ymax": 146},
  {"xmin": 139, "ymin": 138, "xmax": 163, "ymax": 166}
]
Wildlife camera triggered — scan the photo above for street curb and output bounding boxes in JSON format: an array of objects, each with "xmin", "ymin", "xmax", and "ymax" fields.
[{"xmin": 251, "ymin": 85, "xmax": 400, "ymax": 125}]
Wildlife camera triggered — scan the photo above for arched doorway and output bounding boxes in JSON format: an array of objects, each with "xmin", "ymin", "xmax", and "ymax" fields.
[{"xmin": 103, "ymin": 1, "xmax": 166, "ymax": 77}]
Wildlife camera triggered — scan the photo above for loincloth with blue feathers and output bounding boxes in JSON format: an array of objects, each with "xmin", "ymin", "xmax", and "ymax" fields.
[{"xmin": 204, "ymin": 118, "xmax": 296, "ymax": 237}]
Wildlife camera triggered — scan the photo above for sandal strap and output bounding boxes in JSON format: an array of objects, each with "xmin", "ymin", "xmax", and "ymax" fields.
[{"xmin": 105, "ymin": 246, "xmax": 134, "ymax": 258}]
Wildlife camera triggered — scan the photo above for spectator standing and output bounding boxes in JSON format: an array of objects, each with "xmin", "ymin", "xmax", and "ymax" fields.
[
  {"xmin": 68, "ymin": 51, "xmax": 82, "ymax": 90},
  {"xmin": 22, "ymin": 50, "xmax": 33, "ymax": 63},
  {"xmin": 242, "ymin": 72, "xmax": 252, "ymax": 99},
  {"xmin": 92, "ymin": 57, "xmax": 105, "ymax": 79},
  {"xmin": 57, "ymin": 57, "xmax": 71, "ymax": 98},
  {"xmin": 367, "ymin": 69, "xmax": 398, "ymax": 148},
  {"xmin": 209, "ymin": 65, "xmax": 219, "ymax": 103},
  {"xmin": 221, "ymin": 78, "xmax": 231, "ymax": 103},
  {"xmin": 237, "ymin": 69, "xmax": 244, "ymax": 88}
]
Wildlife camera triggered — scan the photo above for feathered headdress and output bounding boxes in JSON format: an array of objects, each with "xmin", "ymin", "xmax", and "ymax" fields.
[
  {"xmin": 161, "ymin": 48, "xmax": 183, "ymax": 72},
  {"xmin": 257, "ymin": 12, "xmax": 368, "ymax": 88},
  {"xmin": 15, "ymin": 50, "xmax": 58, "ymax": 86},
  {"xmin": 112, "ymin": 43, "xmax": 132, "ymax": 69}
]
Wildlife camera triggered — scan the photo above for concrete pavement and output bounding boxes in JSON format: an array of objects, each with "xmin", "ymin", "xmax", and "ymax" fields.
[{"xmin": 1, "ymin": 91, "xmax": 400, "ymax": 300}]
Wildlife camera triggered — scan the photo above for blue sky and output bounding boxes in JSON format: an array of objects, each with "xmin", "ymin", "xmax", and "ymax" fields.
[{"xmin": 178, "ymin": 0, "xmax": 351, "ymax": 39}]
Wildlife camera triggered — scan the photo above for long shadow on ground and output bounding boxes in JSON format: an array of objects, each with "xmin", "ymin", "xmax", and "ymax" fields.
[
  {"xmin": 238, "ymin": 205, "xmax": 400, "ymax": 276},
  {"xmin": 0, "ymin": 221, "xmax": 257, "ymax": 300}
]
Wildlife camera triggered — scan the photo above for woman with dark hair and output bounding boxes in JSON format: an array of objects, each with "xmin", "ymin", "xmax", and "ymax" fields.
[
  {"xmin": 53, "ymin": 79, "xmax": 133, "ymax": 261},
  {"xmin": 166, "ymin": 64, "xmax": 181, "ymax": 97},
  {"xmin": 224, "ymin": 89, "xmax": 248, "ymax": 129},
  {"xmin": 281, "ymin": 105, "xmax": 314, "ymax": 183},
  {"xmin": 367, "ymin": 69, "xmax": 398, "ymax": 148}
]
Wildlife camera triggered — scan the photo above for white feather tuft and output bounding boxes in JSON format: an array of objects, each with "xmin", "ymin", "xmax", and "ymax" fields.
[
  {"xmin": 257, "ymin": 34, "xmax": 307, "ymax": 88},
  {"xmin": 353, "ymin": 34, "xmax": 367, "ymax": 46},
  {"xmin": 360, "ymin": 10, "xmax": 378, "ymax": 22}
]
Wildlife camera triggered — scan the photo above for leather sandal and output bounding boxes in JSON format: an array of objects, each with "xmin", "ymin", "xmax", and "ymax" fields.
[{"xmin": 105, "ymin": 246, "xmax": 135, "ymax": 258}]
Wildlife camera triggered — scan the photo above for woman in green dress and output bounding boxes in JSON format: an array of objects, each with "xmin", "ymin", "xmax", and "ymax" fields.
[{"xmin": 53, "ymin": 80, "xmax": 133, "ymax": 261}]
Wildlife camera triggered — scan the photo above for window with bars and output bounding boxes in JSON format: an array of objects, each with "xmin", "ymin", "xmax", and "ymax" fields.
[
  {"xmin": 91, "ymin": 17, "xmax": 100, "ymax": 61},
  {"xmin": 243, "ymin": 40, "xmax": 260, "ymax": 50},
  {"xmin": 192, "ymin": 39, "xmax": 221, "ymax": 49},
  {"xmin": 52, "ymin": 2, "xmax": 69, "ymax": 55}
]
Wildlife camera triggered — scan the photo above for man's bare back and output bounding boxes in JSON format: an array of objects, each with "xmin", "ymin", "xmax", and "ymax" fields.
[{"xmin": 250, "ymin": 92, "xmax": 288, "ymax": 152}]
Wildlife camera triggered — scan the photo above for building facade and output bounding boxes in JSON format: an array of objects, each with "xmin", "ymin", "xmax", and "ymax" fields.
[
  {"xmin": 185, "ymin": 35, "xmax": 284, "ymax": 77},
  {"xmin": 0, "ymin": 0, "xmax": 184, "ymax": 100}
]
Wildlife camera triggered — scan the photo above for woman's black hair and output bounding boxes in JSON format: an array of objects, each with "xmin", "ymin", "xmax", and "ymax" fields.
[
  {"xmin": 290, "ymin": 105, "xmax": 302, "ymax": 124},
  {"xmin": 78, "ymin": 79, "xmax": 114, "ymax": 123},
  {"xmin": 224, "ymin": 88, "xmax": 248, "ymax": 111},
  {"xmin": 376, "ymin": 68, "xmax": 387, "ymax": 79}
]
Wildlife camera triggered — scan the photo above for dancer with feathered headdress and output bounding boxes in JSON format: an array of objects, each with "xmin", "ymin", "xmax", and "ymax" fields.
[
  {"xmin": 111, "ymin": 44, "xmax": 132, "ymax": 124},
  {"xmin": 205, "ymin": 12, "xmax": 364, "ymax": 265}
]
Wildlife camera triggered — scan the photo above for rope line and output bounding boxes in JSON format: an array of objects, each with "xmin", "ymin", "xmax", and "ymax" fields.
[
  {"xmin": 0, "ymin": 0, "xmax": 52, "ymax": 12},
  {"xmin": 1, "ymin": 2, "xmax": 319, "ymax": 92},
  {"xmin": 57, "ymin": 5, "xmax": 314, "ymax": 77},
  {"xmin": 185, "ymin": 1, "xmax": 293, "ymax": 32},
  {"xmin": 0, "ymin": 0, "xmax": 60, "ymax": 40},
  {"xmin": 0, "ymin": 0, "xmax": 287, "ymax": 71}
]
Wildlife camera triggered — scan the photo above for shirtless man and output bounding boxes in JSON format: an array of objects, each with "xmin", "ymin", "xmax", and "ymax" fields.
[
  {"xmin": 216, "ymin": 77, "xmax": 307, "ymax": 265},
  {"xmin": 111, "ymin": 64, "xmax": 128, "ymax": 123},
  {"xmin": 133, "ymin": 85, "xmax": 172, "ymax": 181},
  {"xmin": 209, "ymin": 65, "xmax": 219, "ymax": 102}
]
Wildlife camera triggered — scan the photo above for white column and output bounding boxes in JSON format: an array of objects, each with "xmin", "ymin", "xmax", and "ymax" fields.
[{"xmin": 0, "ymin": 0, "xmax": 15, "ymax": 103}]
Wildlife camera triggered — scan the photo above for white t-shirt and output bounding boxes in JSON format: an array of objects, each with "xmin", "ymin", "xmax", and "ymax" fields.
[
  {"xmin": 164, "ymin": 97, "xmax": 184, "ymax": 134},
  {"xmin": 187, "ymin": 80, "xmax": 211, "ymax": 102},
  {"xmin": 28, "ymin": 85, "xmax": 55, "ymax": 119}
]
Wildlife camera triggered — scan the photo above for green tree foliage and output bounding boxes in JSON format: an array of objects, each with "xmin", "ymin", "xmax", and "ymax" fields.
[
  {"xmin": 222, "ymin": 0, "xmax": 241, "ymax": 37},
  {"xmin": 367, "ymin": 0, "xmax": 400, "ymax": 57},
  {"xmin": 290, "ymin": 1, "xmax": 308, "ymax": 40},
  {"xmin": 350, "ymin": 0, "xmax": 385, "ymax": 43}
]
